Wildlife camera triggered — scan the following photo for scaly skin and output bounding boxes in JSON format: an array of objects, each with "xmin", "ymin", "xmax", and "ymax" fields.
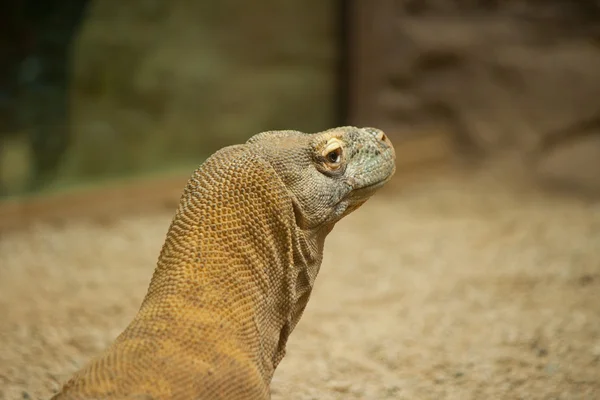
[{"xmin": 52, "ymin": 126, "xmax": 396, "ymax": 400}]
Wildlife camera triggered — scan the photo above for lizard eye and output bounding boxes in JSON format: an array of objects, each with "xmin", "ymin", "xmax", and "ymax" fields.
[
  {"xmin": 327, "ymin": 148, "xmax": 341, "ymax": 164},
  {"xmin": 323, "ymin": 141, "xmax": 343, "ymax": 169}
]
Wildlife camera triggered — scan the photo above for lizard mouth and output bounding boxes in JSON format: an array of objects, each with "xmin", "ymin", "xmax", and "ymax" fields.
[{"xmin": 348, "ymin": 175, "xmax": 393, "ymax": 202}]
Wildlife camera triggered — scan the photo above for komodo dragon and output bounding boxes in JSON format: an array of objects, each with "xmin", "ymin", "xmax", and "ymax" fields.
[{"xmin": 51, "ymin": 126, "xmax": 396, "ymax": 400}]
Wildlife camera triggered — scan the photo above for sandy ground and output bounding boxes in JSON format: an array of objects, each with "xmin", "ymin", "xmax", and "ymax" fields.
[{"xmin": 1, "ymin": 167, "xmax": 599, "ymax": 400}]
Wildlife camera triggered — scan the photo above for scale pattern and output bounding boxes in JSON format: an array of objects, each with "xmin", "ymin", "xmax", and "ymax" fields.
[{"xmin": 52, "ymin": 127, "xmax": 396, "ymax": 400}]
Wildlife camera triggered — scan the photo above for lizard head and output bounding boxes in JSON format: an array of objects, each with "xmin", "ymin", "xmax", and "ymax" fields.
[{"xmin": 247, "ymin": 126, "xmax": 396, "ymax": 230}]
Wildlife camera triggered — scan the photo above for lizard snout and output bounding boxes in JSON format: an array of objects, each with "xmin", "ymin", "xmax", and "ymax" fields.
[{"xmin": 363, "ymin": 127, "xmax": 396, "ymax": 159}]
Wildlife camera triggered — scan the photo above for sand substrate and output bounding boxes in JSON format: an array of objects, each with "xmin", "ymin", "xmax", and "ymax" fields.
[{"xmin": 1, "ymin": 168, "xmax": 599, "ymax": 399}]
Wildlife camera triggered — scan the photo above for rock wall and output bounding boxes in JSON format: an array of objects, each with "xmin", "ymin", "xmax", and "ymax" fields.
[{"xmin": 363, "ymin": 0, "xmax": 600, "ymax": 194}]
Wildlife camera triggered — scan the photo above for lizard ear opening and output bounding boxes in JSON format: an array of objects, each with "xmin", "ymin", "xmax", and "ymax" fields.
[{"xmin": 291, "ymin": 196, "xmax": 310, "ymax": 229}]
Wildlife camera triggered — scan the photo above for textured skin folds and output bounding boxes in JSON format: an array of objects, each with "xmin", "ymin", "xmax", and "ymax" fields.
[{"xmin": 52, "ymin": 127, "xmax": 396, "ymax": 400}]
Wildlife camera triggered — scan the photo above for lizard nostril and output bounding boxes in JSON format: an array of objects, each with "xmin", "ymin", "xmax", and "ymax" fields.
[{"xmin": 364, "ymin": 127, "xmax": 387, "ymax": 143}]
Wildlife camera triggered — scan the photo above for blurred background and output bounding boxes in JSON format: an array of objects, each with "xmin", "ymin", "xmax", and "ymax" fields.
[
  {"xmin": 1, "ymin": 0, "xmax": 599, "ymax": 204},
  {"xmin": 1, "ymin": 1, "xmax": 600, "ymax": 399}
]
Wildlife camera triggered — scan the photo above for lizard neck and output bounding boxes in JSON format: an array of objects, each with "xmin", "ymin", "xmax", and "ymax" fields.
[{"xmin": 128, "ymin": 156, "xmax": 327, "ymax": 383}]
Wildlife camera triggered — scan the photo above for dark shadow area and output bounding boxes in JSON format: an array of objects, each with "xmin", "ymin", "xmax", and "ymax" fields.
[{"xmin": 0, "ymin": 0, "xmax": 90, "ymax": 195}]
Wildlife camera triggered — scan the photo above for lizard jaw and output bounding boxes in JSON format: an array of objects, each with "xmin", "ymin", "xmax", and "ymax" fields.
[{"xmin": 346, "ymin": 172, "xmax": 394, "ymax": 203}]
